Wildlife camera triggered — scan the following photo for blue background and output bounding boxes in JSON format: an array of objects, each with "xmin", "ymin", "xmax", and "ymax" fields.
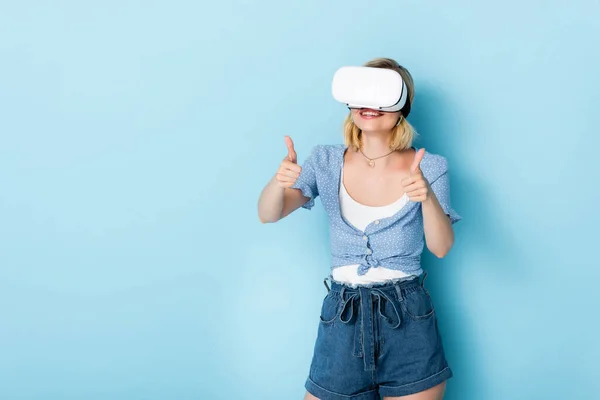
[{"xmin": 1, "ymin": 1, "xmax": 598, "ymax": 399}]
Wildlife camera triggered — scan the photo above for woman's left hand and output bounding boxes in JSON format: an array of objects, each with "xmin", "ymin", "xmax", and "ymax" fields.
[{"xmin": 401, "ymin": 148, "xmax": 431, "ymax": 203}]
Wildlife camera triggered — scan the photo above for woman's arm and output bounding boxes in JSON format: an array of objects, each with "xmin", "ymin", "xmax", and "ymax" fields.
[
  {"xmin": 258, "ymin": 176, "xmax": 310, "ymax": 223},
  {"xmin": 421, "ymin": 192, "xmax": 455, "ymax": 258},
  {"xmin": 402, "ymin": 148, "xmax": 458, "ymax": 258},
  {"xmin": 258, "ymin": 136, "xmax": 313, "ymax": 223}
]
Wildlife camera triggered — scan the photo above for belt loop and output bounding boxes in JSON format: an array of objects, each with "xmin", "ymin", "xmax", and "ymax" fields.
[
  {"xmin": 394, "ymin": 283, "xmax": 404, "ymax": 302},
  {"xmin": 420, "ymin": 271, "xmax": 428, "ymax": 288},
  {"xmin": 323, "ymin": 276, "xmax": 330, "ymax": 293},
  {"xmin": 340, "ymin": 286, "xmax": 346, "ymax": 300}
]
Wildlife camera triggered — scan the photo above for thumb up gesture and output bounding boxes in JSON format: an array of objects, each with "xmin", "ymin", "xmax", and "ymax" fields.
[
  {"xmin": 401, "ymin": 148, "xmax": 430, "ymax": 202},
  {"xmin": 275, "ymin": 136, "xmax": 302, "ymax": 188}
]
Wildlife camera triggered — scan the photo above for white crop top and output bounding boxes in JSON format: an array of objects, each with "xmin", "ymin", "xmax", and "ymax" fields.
[{"xmin": 331, "ymin": 167, "xmax": 417, "ymax": 285}]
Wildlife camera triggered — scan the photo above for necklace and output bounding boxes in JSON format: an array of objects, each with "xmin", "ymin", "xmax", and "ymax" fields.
[{"xmin": 359, "ymin": 148, "xmax": 396, "ymax": 167}]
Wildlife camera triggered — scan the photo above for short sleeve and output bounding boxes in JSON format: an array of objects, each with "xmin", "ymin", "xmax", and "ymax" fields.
[
  {"xmin": 429, "ymin": 168, "xmax": 462, "ymax": 225},
  {"xmin": 290, "ymin": 145, "xmax": 319, "ymax": 210}
]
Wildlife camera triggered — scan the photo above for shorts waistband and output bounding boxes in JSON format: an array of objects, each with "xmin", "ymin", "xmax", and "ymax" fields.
[{"xmin": 323, "ymin": 272, "xmax": 426, "ymax": 296}]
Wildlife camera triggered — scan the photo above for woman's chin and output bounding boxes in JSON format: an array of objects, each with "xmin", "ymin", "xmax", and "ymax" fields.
[{"xmin": 357, "ymin": 123, "xmax": 395, "ymax": 133}]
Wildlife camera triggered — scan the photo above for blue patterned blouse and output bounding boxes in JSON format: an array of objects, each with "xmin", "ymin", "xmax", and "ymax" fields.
[{"xmin": 290, "ymin": 144, "xmax": 462, "ymax": 277}]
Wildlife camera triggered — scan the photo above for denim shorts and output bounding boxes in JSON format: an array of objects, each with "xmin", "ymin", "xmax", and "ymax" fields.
[{"xmin": 304, "ymin": 272, "xmax": 452, "ymax": 399}]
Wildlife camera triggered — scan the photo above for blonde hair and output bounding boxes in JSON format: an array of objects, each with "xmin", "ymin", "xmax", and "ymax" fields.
[{"xmin": 343, "ymin": 57, "xmax": 418, "ymax": 152}]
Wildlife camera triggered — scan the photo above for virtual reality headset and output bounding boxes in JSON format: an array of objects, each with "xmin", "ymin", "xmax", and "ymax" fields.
[{"xmin": 332, "ymin": 66, "xmax": 411, "ymax": 116}]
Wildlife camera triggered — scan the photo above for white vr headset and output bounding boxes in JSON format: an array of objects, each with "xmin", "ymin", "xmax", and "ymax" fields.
[{"xmin": 331, "ymin": 66, "xmax": 411, "ymax": 116}]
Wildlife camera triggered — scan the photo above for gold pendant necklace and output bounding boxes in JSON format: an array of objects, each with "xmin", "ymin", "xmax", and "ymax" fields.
[{"xmin": 359, "ymin": 148, "xmax": 395, "ymax": 167}]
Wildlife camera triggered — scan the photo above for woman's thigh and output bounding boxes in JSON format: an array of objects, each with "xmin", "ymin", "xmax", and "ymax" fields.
[
  {"xmin": 304, "ymin": 391, "xmax": 320, "ymax": 400},
  {"xmin": 383, "ymin": 381, "xmax": 446, "ymax": 400}
]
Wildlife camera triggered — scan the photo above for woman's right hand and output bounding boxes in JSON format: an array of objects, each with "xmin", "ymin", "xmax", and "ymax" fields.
[
  {"xmin": 258, "ymin": 136, "xmax": 310, "ymax": 223},
  {"xmin": 275, "ymin": 136, "xmax": 302, "ymax": 188}
]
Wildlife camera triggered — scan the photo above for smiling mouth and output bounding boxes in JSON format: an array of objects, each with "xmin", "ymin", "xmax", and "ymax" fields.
[{"xmin": 359, "ymin": 109, "xmax": 382, "ymax": 119}]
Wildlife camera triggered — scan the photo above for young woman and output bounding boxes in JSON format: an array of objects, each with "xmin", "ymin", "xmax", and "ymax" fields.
[{"xmin": 258, "ymin": 58, "xmax": 462, "ymax": 400}]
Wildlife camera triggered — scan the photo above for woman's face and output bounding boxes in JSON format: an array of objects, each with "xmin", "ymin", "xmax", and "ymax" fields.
[{"xmin": 351, "ymin": 108, "xmax": 401, "ymax": 133}]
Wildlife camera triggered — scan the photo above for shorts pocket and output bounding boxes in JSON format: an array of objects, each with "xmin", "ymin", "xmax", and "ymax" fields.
[
  {"xmin": 402, "ymin": 286, "xmax": 435, "ymax": 320},
  {"xmin": 319, "ymin": 291, "xmax": 341, "ymax": 324}
]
